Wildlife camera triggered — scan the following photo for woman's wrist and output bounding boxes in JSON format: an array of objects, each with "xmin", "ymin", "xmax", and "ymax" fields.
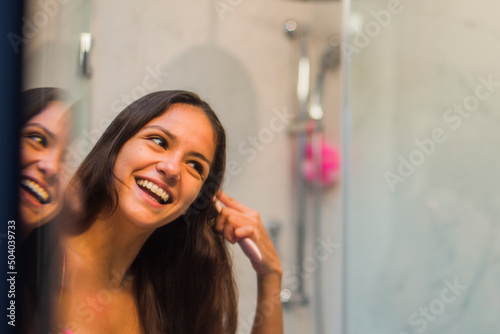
[
  {"xmin": 257, "ymin": 270, "xmax": 283, "ymax": 296},
  {"xmin": 254, "ymin": 268, "xmax": 284, "ymax": 334},
  {"xmin": 257, "ymin": 268, "xmax": 283, "ymax": 280}
]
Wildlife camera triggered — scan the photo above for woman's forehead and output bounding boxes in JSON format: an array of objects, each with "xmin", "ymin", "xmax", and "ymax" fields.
[
  {"xmin": 143, "ymin": 104, "xmax": 217, "ymax": 158},
  {"xmin": 31, "ymin": 101, "xmax": 70, "ymax": 124},
  {"xmin": 147, "ymin": 104, "xmax": 213, "ymax": 134}
]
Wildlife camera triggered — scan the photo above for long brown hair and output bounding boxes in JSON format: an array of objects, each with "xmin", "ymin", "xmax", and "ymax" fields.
[{"xmin": 73, "ymin": 91, "xmax": 237, "ymax": 333}]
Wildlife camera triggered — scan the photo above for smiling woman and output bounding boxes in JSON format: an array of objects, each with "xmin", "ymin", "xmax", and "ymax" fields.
[
  {"xmin": 19, "ymin": 88, "xmax": 70, "ymax": 237},
  {"xmin": 111, "ymin": 103, "xmax": 216, "ymax": 229},
  {"xmin": 50, "ymin": 91, "xmax": 283, "ymax": 334}
]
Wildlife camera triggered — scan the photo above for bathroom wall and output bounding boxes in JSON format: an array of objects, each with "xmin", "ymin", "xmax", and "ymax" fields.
[
  {"xmin": 87, "ymin": 1, "xmax": 343, "ymax": 333},
  {"xmin": 22, "ymin": 0, "xmax": 91, "ymax": 98},
  {"xmin": 22, "ymin": 0, "xmax": 92, "ymax": 164},
  {"xmin": 346, "ymin": 0, "xmax": 500, "ymax": 333}
]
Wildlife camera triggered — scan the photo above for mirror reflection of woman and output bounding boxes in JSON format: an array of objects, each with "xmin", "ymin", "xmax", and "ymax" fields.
[
  {"xmin": 56, "ymin": 91, "xmax": 283, "ymax": 333},
  {"xmin": 20, "ymin": 88, "xmax": 70, "ymax": 238}
]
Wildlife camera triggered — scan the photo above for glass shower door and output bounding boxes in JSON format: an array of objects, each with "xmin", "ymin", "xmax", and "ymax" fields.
[{"xmin": 344, "ymin": 0, "xmax": 500, "ymax": 333}]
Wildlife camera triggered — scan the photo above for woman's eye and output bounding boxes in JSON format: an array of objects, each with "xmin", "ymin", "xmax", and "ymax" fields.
[
  {"xmin": 27, "ymin": 134, "xmax": 48, "ymax": 147},
  {"xmin": 188, "ymin": 161, "xmax": 204, "ymax": 176},
  {"xmin": 151, "ymin": 137, "xmax": 167, "ymax": 148}
]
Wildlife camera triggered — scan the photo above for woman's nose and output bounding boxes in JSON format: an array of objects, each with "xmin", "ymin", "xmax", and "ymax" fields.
[
  {"xmin": 37, "ymin": 157, "xmax": 59, "ymax": 179},
  {"xmin": 156, "ymin": 155, "xmax": 181, "ymax": 183},
  {"xmin": 36, "ymin": 147, "xmax": 65, "ymax": 182}
]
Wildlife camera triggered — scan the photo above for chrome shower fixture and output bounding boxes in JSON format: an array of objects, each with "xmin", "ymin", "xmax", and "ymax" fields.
[
  {"xmin": 284, "ymin": 20, "xmax": 298, "ymax": 38},
  {"xmin": 284, "ymin": 20, "xmax": 311, "ymax": 118},
  {"xmin": 310, "ymin": 36, "xmax": 341, "ymax": 120},
  {"xmin": 284, "ymin": 18, "xmax": 340, "ymax": 334},
  {"xmin": 284, "ymin": 20, "xmax": 310, "ymax": 40}
]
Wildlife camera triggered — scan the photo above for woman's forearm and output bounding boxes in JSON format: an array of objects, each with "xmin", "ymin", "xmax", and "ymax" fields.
[
  {"xmin": 214, "ymin": 192, "xmax": 283, "ymax": 333},
  {"xmin": 251, "ymin": 272, "xmax": 284, "ymax": 334}
]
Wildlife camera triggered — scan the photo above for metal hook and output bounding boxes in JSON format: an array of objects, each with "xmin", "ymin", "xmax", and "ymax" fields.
[{"xmin": 79, "ymin": 32, "xmax": 93, "ymax": 78}]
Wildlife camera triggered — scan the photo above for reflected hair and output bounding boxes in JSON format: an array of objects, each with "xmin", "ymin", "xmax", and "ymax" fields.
[
  {"xmin": 21, "ymin": 87, "xmax": 67, "ymax": 126},
  {"xmin": 73, "ymin": 91, "xmax": 237, "ymax": 333}
]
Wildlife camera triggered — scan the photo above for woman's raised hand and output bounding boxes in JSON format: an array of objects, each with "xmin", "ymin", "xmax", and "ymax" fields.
[
  {"xmin": 215, "ymin": 192, "xmax": 282, "ymax": 276},
  {"xmin": 216, "ymin": 192, "xmax": 284, "ymax": 333}
]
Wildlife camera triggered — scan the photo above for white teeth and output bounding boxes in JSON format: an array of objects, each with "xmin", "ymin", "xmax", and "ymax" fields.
[
  {"xmin": 136, "ymin": 179, "xmax": 170, "ymax": 203},
  {"xmin": 21, "ymin": 179, "xmax": 49, "ymax": 202}
]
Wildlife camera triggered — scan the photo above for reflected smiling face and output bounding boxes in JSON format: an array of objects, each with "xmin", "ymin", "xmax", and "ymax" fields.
[
  {"xmin": 111, "ymin": 103, "xmax": 216, "ymax": 230},
  {"xmin": 20, "ymin": 101, "xmax": 70, "ymax": 227}
]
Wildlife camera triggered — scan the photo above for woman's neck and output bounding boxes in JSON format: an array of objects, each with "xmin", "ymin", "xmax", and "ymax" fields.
[{"xmin": 62, "ymin": 213, "xmax": 154, "ymax": 289}]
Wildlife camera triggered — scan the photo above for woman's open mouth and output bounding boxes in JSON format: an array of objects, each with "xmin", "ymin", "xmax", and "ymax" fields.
[
  {"xmin": 135, "ymin": 178, "xmax": 171, "ymax": 205},
  {"xmin": 21, "ymin": 178, "xmax": 51, "ymax": 204}
]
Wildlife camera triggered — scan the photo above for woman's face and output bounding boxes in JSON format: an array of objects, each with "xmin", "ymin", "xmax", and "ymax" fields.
[
  {"xmin": 20, "ymin": 101, "xmax": 70, "ymax": 227},
  {"xmin": 112, "ymin": 103, "xmax": 216, "ymax": 230}
]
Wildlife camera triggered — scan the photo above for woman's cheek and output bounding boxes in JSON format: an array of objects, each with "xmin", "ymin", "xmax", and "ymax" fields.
[
  {"xmin": 187, "ymin": 184, "xmax": 206, "ymax": 209},
  {"xmin": 20, "ymin": 142, "xmax": 34, "ymax": 166}
]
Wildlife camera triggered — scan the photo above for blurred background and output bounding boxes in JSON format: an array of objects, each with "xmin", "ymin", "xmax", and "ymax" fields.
[
  {"xmin": 345, "ymin": 1, "xmax": 500, "ymax": 334},
  {"xmin": 19, "ymin": 0, "xmax": 500, "ymax": 333}
]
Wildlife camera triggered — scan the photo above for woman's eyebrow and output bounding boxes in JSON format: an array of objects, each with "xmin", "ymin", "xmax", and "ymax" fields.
[
  {"xmin": 24, "ymin": 123, "xmax": 55, "ymax": 140},
  {"xmin": 189, "ymin": 151, "xmax": 212, "ymax": 166},
  {"xmin": 143, "ymin": 125, "xmax": 178, "ymax": 144},
  {"xmin": 144, "ymin": 125, "xmax": 212, "ymax": 165}
]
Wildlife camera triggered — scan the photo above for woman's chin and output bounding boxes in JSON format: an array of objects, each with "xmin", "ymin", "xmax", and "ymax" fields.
[
  {"xmin": 20, "ymin": 205, "xmax": 58, "ymax": 232},
  {"xmin": 115, "ymin": 208, "xmax": 177, "ymax": 231}
]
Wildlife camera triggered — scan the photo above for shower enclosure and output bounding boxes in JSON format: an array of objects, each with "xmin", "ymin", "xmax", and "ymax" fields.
[{"xmin": 344, "ymin": 0, "xmax": 500, "ymax": 333}]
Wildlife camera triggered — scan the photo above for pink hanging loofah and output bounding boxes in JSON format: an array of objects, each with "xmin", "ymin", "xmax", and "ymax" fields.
[{"xmin": 303, "ymin": 137, "xmax": 340, "ymax": 187}]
